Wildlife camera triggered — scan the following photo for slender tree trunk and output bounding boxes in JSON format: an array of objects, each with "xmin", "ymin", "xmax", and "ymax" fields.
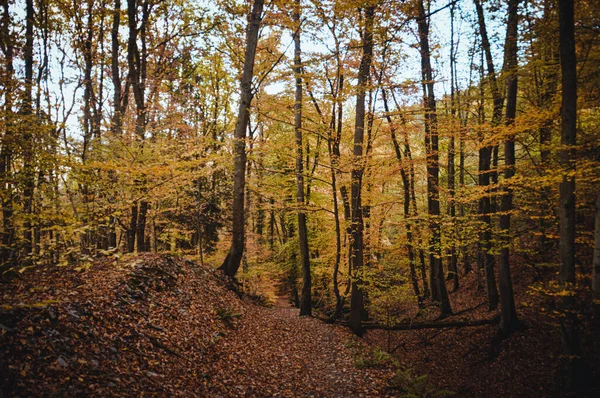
[
  {"xmin": 384, "ymin": 89, "xmax": 421, "ymax": 301},
  {"xmin": 221, "ymin": 0, "xmax": 264, "ymax": 277},
  {"xmin": 81, "ymin": 0, "xmax": 94, "ymax": 164},
  {"xmin": 127, "ymin": 0, "xmax": 150, "ymax": 252},
  {"xmin": 459, "ymin": 43, "xmax": 472, "ymax": 275},
  {"xmin": 498, "ymin": 0, "xmax": 520, "ymax": 336},
  {"xmin": 593, "ymin": 194, "xmax": 600, "ymax": 362},
  {"xmin": 390, "ymin": 88, "xmax": 430, "ymax": 298},
  {"xmin": 417, "ymin": 0, "xmax": 451, "ymax": 317},
  {"xmin": 136, "ymin": 201, "xmax": 148, "ymax": 252},
  {"xmin": 111, "ymin": 0, "xmax": 124, "ymax": 136},
  {"xmin": 0, "ymin": 0, "xmax": 15, "ymax": 266},
  {"xmin": 22, "ymin": 0, "xmax": 35, "ymax": 258},
  {"xmin": 350, "ymin": 5, "xmax": 374, "ymax": 335},
  {"xmin": 474, "ymin": 0, "xmax": 501, "ymax": 310},
  {"xmin": 292, "ymin": 1, "xmax": 311, "ymax": 316},
  {"xmin": 331, "ymin": 76, "xmax": 353, "ymax": 290},
  {"xmin": 447, "ymin": 1, "xmax": 458, "ymax": 292},
  {"xmin": 128, "ymin": 203, "xmax": 137, "ymax": 252},
  {"xmin": 558, "ymin": 0, "xmax": 586, "ymax": 390},
  {"xmin": 538, "ymin": 0, "xmax": 558, "ymax": 260}
]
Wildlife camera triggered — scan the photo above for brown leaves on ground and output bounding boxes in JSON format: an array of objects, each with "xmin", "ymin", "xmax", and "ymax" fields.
[
  {"xmin": 0, "ymin": 254, "xmax": 393, "ymax": 397},
  {"xmin": 363, "ymin": 261, "xmax": 598, "ymax": 397}
]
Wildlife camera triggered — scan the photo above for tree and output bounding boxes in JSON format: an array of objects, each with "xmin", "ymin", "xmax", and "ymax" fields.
[
  {"xmin": 498, "ymin": 0, "xmax": 520, "ymax": 336},
  {"xmin": 350, "ymin": 3, "xmax": 375, "ymax": 335},
  {"xmin": 221, "ymin": 0, "xmax": 264, "ymax": 277},
  {"xmin": 292, "ymin": 0, "xmax": 311, "ymax": 316},
  {"xmin": 22, "ymin": 0, "xmax": 35, "ymax": 258},
  {"xmin": 446, "ymin": 0, "xmax": 458, "ymax": 292},
  {"xmin": 593, "ymin": 194, "xmax": 600, "ymax": 361},
  {"xmin": 557, "ymin": 0, "xmax": 585, "ymax": 390},
  {"xmin": 417, "ymin": 0, "xmax": 451, "ymax": 317},
  {"xmin": 473, "ymin": 0, "xmax": 501, "ymax": 311},
  {"xmin": 0, "ymin": 0, "xmax": 15, "ymax": 267}
]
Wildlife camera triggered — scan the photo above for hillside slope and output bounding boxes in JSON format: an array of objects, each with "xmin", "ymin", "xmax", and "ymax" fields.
[{"xmin": 0, "ymin": 254, "xmax": 392, "ymax": 397}]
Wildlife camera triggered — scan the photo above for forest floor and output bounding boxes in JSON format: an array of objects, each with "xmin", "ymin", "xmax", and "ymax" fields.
[
  {"xmin": 0, "ymin": 253, "xmax": 597, "ymax": 397},
  {"xmin": 0, "ymin": 254, "xmax": 393, "ymax": 397},
  {"xmin": 362, "ymin": 261, "xmax": 598, "ymax": 397}
]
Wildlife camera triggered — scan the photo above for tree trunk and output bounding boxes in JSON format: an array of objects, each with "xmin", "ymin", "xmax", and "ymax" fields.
[
  {"xmin": 221, "ymin": 0, "xmax": 264, "ymax": 277},
  {"xmin": 292, "ymin": 1, "xmax": 311, "ymax": 316},
  {"xmin": 22, "ymin": 0, "xmax": 35, "ymax": 258},
  {"xmin": 136, "ymin": 201, "xmax": 149, "ymax": 252},
  {"xmin": 128, "ymin": 203, "xmax": 138, "ymax": 252},
  {"xmin": 0, "ymin": 0, "xmax": 15, "ymax": 266},
  {"xmin": 111, "ymin": 0, "xmax": 125, "ymax": 136},
  {"xmin": 390, "ymin": 87, "xmax": 430, "ymax": 299},
  {"xmin": 498, "ymin": 0, "xmax": 520, "ymax": 336},
  {"xmin": 127, "ymin": 0, "xmax": 150, "ymax": 252},
  {"xmin": 350, "ymin": 5, "xmax": 374, "ymax": 335},
  {"xmin": 417, "ymin": 0, "xmax": 451, "ymax": 317},
  {"xmin": 593, "ymin": 194, "xmax": 600, "ymax": 362},
  {"xmin": 474, "ymin": 0, "xmax": 501, "ymax": 310},
  {"xmin": 447, "ymin": 1, "xmax": 458, "ymax": 292},
  {"xmin": 558, "ymin": 0, "xmax": 586, "ymax": 390},
  {"xmin": 383, "ymin": 89, "xmax": 421, "ymax": 301},
  {"xmin": 538, "ymin": 0, "xmax": 559, "ymax": 261}
]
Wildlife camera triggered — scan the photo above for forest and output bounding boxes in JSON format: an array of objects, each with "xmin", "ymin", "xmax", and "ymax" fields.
[{"xmin": 0, "ymin": 0, "xmax": 599, "ymax": 396}]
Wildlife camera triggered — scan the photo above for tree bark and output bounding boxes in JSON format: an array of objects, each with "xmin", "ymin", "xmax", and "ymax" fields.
[
  {"xmin": 111, "ymin": 0, "xmax": 126, "ymax": 136},
  {"xmin": 558, "ymin": 0, "xmax": 586, "ymax": 390},
  {"xmin": 22, "ymin": 0, "xmax": 35, "ymax": 258},
  {"xmin": 474, "ymin": 0, "xmax": 501, "ymax": 310},
  {"xmin": 350, "ymin": 5, "xmax": 374, "ymax": 335},
  {"xmin": 417, "ymin": 0, "xmax": 452, "ymax": 317},
  {"xmin": 221, "ymin": 0, "xmax": 264, "ymax": 277},
  {"xmin": 127, "ymin": 0, "xmax": 150, "ymax": 252},
  {"xmin": 0, "ymin": 0, "xmax": 15, "ymax": 265},
  {"xmin": 447, "ymin": 1, "xmax": 458, "ymax": 292},
  {"xmin": 498, "ymin": 0, "xmax": 520, "ymax": 336},
  {"xmin": 537, "ymin": 1, "xmax": 559, "ymax": 261},
  {"xmin": 593, "ymin": 194, "xmax": 600, "ymax": 363},
  {"xmin": 292, "ymin": 1, "xmax": 311, "ymax": 316},
  {"xmin": 128, "ymin": 203, "xmax": 138, "ymax": 253},
  {"xmin": 136, "ymin": 201, "xmax": 149, "ymax": 252}
]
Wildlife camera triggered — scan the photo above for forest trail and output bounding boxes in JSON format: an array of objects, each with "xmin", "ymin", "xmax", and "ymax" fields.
[
  {"xmin": 208, "ymin": 303, "xmax": 393, "ymax": 397},
  {"xmin": 0, "ymin": 254, "xmax": 394, "ymax": 397}
]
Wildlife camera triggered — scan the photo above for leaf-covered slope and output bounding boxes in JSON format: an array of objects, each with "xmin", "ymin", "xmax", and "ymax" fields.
[{"xmin": 0, "ymin": 254, "xmax": 392, "ymax": 397}]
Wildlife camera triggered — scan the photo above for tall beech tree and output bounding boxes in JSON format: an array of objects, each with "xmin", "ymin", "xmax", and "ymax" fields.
[
  {"xmin": 292, "ymin": 0, "xmax": 311, "ymax": 316},
  {"xmin": 22, "ymin": 0, "xmax": 35, "ymax": 258},
  {"xmin": 447, "ymin": 0, "xmax": 458, "ymax": 292},
  {"xmin": 417, "ymin": 0, "xmax": 451, "ymax": 316},
  {"xmin": 557, "ymin": 0, "xmax": 585, "ymax": 389},
  {"xmin": 221, "ymin": 0, "xmax": 264, "ymax": 277},
  {"xmin": 498, "ymin": 0, "xmax": 520, "ymax": 336},
  {"xmin": 350, "ymin": 3, "xmax": 375, "ymax": 335},
  {"xmin": 0, "ymin": 0, "xmax": 14, "ymax": 266},
  {"xmin": 473, "ymin": 0, "xmax": 501, "ymax": 310},
  {"xmin": 126, "ymin": 0, "xmax": 151, "ymax": 253}
]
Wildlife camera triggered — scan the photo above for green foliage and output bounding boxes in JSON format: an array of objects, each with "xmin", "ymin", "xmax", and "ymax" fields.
[
  {"xmin": 215, "ymin": 306, "xmax": 241, "ymax": 326},
  {"xmin": 388, "ymin": 368, "xmax": 455, "ymax": 398},
  {"xmin": 353, "ymin": 347, "xmax": 397, "ymax": 369}
]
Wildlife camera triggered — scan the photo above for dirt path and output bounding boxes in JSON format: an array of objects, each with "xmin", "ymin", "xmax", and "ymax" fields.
[
  {"xmin": 1, "ymin": 256, "xmax": 395, "ymax": 397},
  {"xmin": 207, "ymin": 302, "xmax": 394, "ymax": 397}
]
